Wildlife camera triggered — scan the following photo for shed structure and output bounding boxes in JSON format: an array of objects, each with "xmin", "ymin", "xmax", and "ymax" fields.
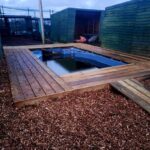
[{"xmin": 51, "ymin": 8, "xmax": 103, "ymax": 43}]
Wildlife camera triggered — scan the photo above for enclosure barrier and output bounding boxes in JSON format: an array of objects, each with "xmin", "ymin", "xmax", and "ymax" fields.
[
  {"xmin": 0, "ymin": 34, "xmax": 3, "ymax": 59},
  {"xmin": 101, "ymin": 0, "xmax": 150, "ymax": 57}
]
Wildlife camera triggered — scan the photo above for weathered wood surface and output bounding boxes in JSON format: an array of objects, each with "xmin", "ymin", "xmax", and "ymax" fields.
[
  {"xmin": 4, "ymin": 43, "xmax": 150, "ymax": 107},
  {"xmin": 62, "ymin": 63, "xmax": 150, "ymax": 90},
  {"xmin": 4, "ymin": 43, "xmax": 150, "ymax": 62},
  {"xmin": 111, "ymin": 79, "xmax": 150, "ymax": 113},
  {"xmin": 5, "ymin": 47, "xmax": 72, "ymax": 105}
]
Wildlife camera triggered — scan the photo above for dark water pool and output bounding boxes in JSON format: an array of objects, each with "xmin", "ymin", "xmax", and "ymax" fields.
[{"xmin": 31, "ymin": 47, "xmax": 126, "ymax": 76}]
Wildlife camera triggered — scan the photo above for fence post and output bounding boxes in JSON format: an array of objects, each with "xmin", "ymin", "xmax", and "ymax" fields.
[
  {"xmin": 0, "ymin": 35, "xmax": 4, "ymax": 60},
  {"xmin": 39, "ymin": 0, "xmax": 45, "ymax": 44},
  {"xmin": 2, "ymin": 5, "xmax": 4, "ymax": 15}
]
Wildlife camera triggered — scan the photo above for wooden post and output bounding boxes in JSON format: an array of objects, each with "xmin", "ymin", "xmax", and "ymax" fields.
[
  {"xmin": 0, "ymin": 6, "xmax": 2, "ymax": 15},
  {"xmin": 39, "ymin": 0, "xmax": 45, "ymax": 44}
]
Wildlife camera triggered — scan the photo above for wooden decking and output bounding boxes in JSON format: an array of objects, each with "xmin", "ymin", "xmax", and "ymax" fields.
[
  {"xmin": 111, "ymin": 79, "xmax": 150, "ymax": 113},
  {"xmin": 5, "ymin": 47, "xmax": 72, "ymax": 106},
  {"xmin": 62, "ymin": 63, "xmax": 150, "ymax": 89},
  {"xmin": 4, "ymin": 43, "xmax": 150, "ymax": 108}
]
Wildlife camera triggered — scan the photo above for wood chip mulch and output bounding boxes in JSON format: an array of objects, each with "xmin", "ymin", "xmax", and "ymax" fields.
[{"xmin": 0, "ymin": 59, "xmax": 150, "ymax": 150}]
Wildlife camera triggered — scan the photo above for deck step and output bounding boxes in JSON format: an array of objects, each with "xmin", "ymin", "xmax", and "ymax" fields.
[{"xmin": 111, "ymin": 79, "xmax": 150, "ymax": 113}]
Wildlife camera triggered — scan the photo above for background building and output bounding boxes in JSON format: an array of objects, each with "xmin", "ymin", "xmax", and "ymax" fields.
[{"xmin": 51, "ymin": 8, "xmax": 103, "ymax": 43}]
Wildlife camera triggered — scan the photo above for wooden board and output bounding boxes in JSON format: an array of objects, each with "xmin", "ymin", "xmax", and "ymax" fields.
[
  {"xmin": 111, "ymin": 79, "xmax": 150, "ymax": 113},
  {"xmin": 101, "ymin": 0, "xmax": 150, "ymax": 57},
  {"xmin": 4, "ymin": 46, "xmax": 72, "ymax": 104}
]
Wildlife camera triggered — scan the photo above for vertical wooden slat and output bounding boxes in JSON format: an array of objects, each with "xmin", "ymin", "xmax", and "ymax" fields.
[
  {"xmin": 0, "ymin": 35, "xmax": 4, "ymax": 59},
  {"xmin": 13, "ymin": 49, "xmax": 46, "ymax": 97}
]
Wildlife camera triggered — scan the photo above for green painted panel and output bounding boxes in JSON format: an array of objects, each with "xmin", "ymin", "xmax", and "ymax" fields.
[
  {"xmin": 51, "ymin": 8, "xmax": 102, "ymax": 43},
  {"xmin": 51, "ymin": 8, "xmax": 76, "ymax": 42},
  {"xmin": 101, "ymin": 0, "xmax": 150, "ymax": 57}
]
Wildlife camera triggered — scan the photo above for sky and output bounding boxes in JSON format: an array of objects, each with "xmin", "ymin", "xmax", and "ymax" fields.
[{"xmin": 0, "ymin": 0, "xmax": 130, "ymax": 17}]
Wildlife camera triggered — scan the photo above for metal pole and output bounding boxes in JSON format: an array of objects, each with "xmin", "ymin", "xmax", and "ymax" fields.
[
  {"xmin": 49, "ymin": 10, "xmax": 51, "ymax": 19},
  {"xmin": 34, "ymin": 11, "xmax": 36, "ymax": 18},
  {"xmin": 2, "ymin": 6, "xmax": 4, "ymax": 15},
  {"xmin": 39, "ymin": 0, "xmax": 45, "ymax": 44}
]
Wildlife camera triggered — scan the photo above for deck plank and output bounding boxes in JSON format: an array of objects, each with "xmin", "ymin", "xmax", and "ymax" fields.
[
  {"xmin": 21, "ymin": 48, "xmax": 64, "ymax": 93},
  {"xmin": 62, "ymin": 64, "xmax": 143, "ymax": 82},
  {"xmin": 7, "ymin": 49, "xmax": 35, "ymax": 100},
  {"xmin": 72, "ymin": 71, "xmax": 150, "ymax": 90},
  {"xmin": 124, "ymin": 79, "xmax": 150, "ymax": 99},
  {"xmin": 68, "ymin": 67, "xmax": 150, "ymax": 88},
  {"xmin": 25, "ymin": 48, "xmax": 71, "ymax": 91},
  {"xmin": 75, "ymin": 43, "xmax": 150, "ymax": 62},
  {"xmin": 17, "ymin": 49, "xmax": 55, "ymax": 95},
  {"xmin": 5, "ymin": 49, "xmax": 25, "ymax": 101},
  {"xmin": 13, "ymin": 49, "xmax": 46, "ymax": 97}
]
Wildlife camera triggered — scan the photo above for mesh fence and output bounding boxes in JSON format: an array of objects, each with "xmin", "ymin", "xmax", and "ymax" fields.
[{"xmin": 0, "ymin": 5, "xmax": 55, "ymax": 18}]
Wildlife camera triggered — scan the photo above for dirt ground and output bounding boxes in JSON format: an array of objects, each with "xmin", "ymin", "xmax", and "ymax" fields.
[{"xmin": 0, "ymin": 59, "xmax": 150, "ymax": 149}]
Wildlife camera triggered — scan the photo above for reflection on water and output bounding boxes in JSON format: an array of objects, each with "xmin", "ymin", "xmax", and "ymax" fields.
[{"xmin": 32, "ymin": 47, "xmax": 126, "ymax": 76}]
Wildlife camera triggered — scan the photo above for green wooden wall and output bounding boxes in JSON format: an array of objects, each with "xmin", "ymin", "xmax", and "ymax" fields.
[
  {"xmin": 51, "ymin": 8, "xmax": 76, "ymax": 43},
  {"xmin": 101, "ymin": 0, "xmax": 150, "ymax": 57}
]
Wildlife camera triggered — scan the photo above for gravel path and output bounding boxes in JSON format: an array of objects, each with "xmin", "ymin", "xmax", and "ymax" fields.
[{"xmin": 0, "ymin": 59, "xmax": 150, "ymax": 149}]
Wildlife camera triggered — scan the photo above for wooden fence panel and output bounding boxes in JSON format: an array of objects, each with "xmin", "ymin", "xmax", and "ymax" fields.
[{"xmin": 101, "ymin": 0, "xmax": 150, "ymax": 57}]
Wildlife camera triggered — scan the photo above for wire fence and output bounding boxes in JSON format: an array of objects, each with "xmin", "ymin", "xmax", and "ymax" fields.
[
  {"xmin": 0, "ymin": 5, "xmax": 55, "ymax": 18},
  {"xmin": 0, "ymin": 5, "xmax": 53, "ymax": 40}
]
